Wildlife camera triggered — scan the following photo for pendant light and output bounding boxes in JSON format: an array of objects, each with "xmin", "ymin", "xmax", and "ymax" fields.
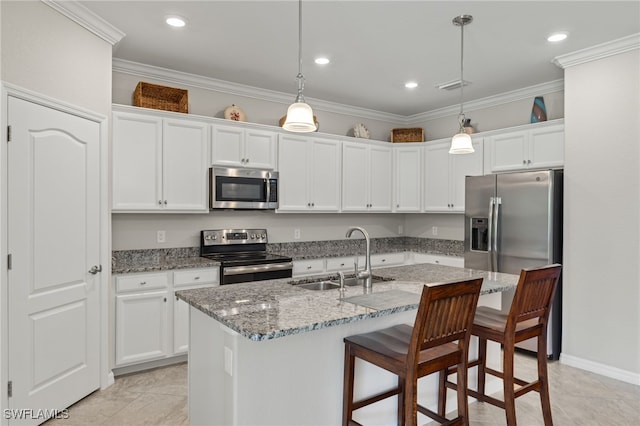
[
  {"xmin": 449, "ymin": 15, "xmax": 474, "ymax": 154},
  {"xmin": 283, "ymin": 0, "xmax": 316, "ymax": 132}
]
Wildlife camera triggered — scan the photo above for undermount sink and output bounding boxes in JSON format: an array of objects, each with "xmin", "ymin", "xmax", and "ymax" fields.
[
  {"xmin": 290, "ymin": 275, "xmax": 388, "ymax": 291},
  {"xmin": 297, "ymin": 281, "xmax": 341, "ymax": 291}
]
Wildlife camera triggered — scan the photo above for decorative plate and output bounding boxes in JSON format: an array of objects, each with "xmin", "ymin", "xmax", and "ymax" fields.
[
  {"xmin": 353, "ymin": 123, "xmax": 370, "ymax": 139},
  {"xmin": 224, "ymin": 104, "xmax": 247, "ymax": 122}
]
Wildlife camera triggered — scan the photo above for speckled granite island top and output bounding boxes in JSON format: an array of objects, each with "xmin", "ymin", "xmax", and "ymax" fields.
[{"xmin": 176, "ymin": 263, "xmax": 518, "ymax": 342}]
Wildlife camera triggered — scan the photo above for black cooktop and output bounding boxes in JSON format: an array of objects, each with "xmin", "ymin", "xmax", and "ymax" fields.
[{"xmin": 201, "ymin": 252, "xmax": 292, "ymax": 266}]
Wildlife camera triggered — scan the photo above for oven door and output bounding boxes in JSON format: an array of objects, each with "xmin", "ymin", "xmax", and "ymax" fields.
[
  {"xmin": 210, "ymin": 167, "xmax": 278, "ymax": 209},
  {"xmin": 222, "ymin": 262, "xmax": 293, "ymax": 285}
]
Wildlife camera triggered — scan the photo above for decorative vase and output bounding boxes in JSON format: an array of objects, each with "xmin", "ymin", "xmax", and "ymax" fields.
[{"xmin": 531, "ymin": 96, "xmax": 547, "ymax": 123}]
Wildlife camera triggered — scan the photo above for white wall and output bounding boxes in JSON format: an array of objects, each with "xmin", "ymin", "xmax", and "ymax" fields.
[
  {"xmin": 112, "ymin": 212, "xmax": 405, "ymax": 250},
  {"xmin": 1, "ymin": 1, "xmax": 111, "ymax": 116},
  {"xmin": 562, "ymin": 49, "xmax": 640, "ymax": 378}
]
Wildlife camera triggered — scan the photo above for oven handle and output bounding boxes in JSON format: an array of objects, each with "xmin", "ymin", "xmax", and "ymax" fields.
[{"xmin": 223, "ymin": 262, "xmax": 294, "ymax": 276}]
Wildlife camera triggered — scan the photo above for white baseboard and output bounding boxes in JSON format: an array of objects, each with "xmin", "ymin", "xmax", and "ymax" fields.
[{"xmin": 560, "ymin": 353, "xmax": 640, "ymax": 386}]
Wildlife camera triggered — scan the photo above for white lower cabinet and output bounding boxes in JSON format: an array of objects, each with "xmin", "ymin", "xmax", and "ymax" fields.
[
  {"xmin": 325, "ymin": 256, "xmax": 356, "ymax": 272},
  {"xmin": 293, "ymin": 259, "xmax": 325, "ymax": 276},
  {"xmin": 114, "ymin": 267, "xmax": 219, "ymax": 369},
  {"xmin": 115, "ymin": 289, "xmax": 169, "ymax": 366},
  {"xmin": 412, "ymin": 253, "xmax": 464, "ymax": 268},
  {"xmin": 370, "ymin": 252, "xmax": 406, "ymax": 268}
]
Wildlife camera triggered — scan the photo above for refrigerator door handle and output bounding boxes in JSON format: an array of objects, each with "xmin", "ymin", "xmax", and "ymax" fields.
[
  {"xmin": 492, "ymin": 197, "xmax": 502, "ymax": 272},
  {"xmin": 488, "ymin": 197, "xmax": 495, "ymax": 271}
]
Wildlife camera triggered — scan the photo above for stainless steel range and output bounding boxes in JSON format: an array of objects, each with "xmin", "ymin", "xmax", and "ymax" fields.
[{"xmin": 200, "ymin": 229, "xmax": 293, "ymax": 285}]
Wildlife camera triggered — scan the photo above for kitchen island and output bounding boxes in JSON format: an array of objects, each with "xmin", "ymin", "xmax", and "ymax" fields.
[{"xmin": 177, "ymin": 263, "xmax": 518, "ymax": 426}]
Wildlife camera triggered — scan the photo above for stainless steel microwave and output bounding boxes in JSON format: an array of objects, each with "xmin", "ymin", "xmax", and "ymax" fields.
[{"xmin": 210, "ymin": 167, "xmax": 278, "ymax": 210}]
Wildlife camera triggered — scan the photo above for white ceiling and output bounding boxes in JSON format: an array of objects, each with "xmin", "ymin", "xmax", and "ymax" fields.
[{"xmin": 80, "ymin": 1, "xmax": 640, "ymax": 116}]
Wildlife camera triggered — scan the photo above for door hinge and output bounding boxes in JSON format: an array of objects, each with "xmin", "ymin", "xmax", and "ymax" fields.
[
  {"xmin": 8, "ymin": 381, "xmax": 12, "ymax": 398},
  {"xmin": 7, "ymin": 125, "xmax": 11, "ymax": 142},
  {"xmin": 7, "ymin": 254, "xmax": 11, "ymax": 270}
]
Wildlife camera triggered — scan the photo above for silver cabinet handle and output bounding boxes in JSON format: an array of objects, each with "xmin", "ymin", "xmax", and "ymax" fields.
[
  {"xmin": 523, "ymin": 160, "xmax": 527, "ymax": 165},
  {"xmin": 528, "ymin": 159, "xmax": 532, "ymax": 164},
  {"xmin": 140, "ymin": 281, "xmax": 147, "ymax": 285},
  {"xmin": 88, "ymin": 265, "xmax": 102, "ymax": 275},
  {"xmin": 194, "ymin": 276, "xmax": 200, "ymax": 280},
  {"xmin": 158, "ymin": 200, "xmax": 162, "ymax": 205},
  {"xmin": 164, "ymin": 200, "xmax": 167, "ymax": 205}
]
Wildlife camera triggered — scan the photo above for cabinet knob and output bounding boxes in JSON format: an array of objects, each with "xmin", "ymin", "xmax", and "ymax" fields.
[
  {"xmin": 158, "ymin": 200, "xmax": 162, "ymax": 205},
  {"xmin": 140, "ymin": 281, "xmax": 147, "ymax": 285},
  {"xmin": 397, "ymin": 204, "xmax": 400, "ymax": 208},
  {"xmin": 164, "ymin": 200, "xmax": 167, "ymax": 205},
  {"xmin": 527, "ymin": 159, "xmax": 532, "ymax": 164},
  {"xmin": 163, "ymin": 297, "xmax": 167, "ymax": 302},
  {"xmin": 311, "ymin": 202, "xmax": 315, "ymax": 207},
  {"xmin": 523, "ymin": 160, "xmax": 527, "ymax": 165},
  {"xmin": 306, "ymin": 265, "xmax": 312, "ymax": 270},
  {"xmin": 307, "ymin": 202, "xmax": 311, "ymax": 207},
  {"xmin": 245, "ymin": 158, "xmax": 250, "ymax": 164},
  {"xmin": 194, "ymin": 276, "xmax": 200, "ymax": 280}
]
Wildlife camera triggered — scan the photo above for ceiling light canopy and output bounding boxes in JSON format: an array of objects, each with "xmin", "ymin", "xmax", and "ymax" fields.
[
  {"xmin": 547, "ymin": 32, "xmax": 568, "ymax": 42},
  {"xmin": 314, "ymin": 57, "xmax": 330, "ymax": 65},
  {"xmin": 449, "ymin": 14, "xmax": 474, "ymax": 155},
  {"xmin": 165, "ymin": 16, "xmax": 186, "ymax": 28},
  {"xmin": 405, "ymin": 82, "xmax": 418, "ymax": 89},
  {"xmin": 283, "ymin": 0, "xmax": 316, "ymax": 133}
]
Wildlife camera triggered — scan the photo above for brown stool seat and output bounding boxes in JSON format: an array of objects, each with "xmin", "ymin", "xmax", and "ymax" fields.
[
  {"xmin": 441, "ymin": 264, "xmax": 562, "ymax": 426},
  {"xmin": 342, "ymin": 278, "xmax": 483, "ymax": 426}
]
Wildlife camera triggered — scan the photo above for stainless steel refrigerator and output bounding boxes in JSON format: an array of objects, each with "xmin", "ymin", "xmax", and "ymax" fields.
[{"xmin": 464, "ymin": 170, "xmax": 563, "ymax": 359}]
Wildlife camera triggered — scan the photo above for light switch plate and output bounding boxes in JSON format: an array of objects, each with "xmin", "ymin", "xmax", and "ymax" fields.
[{"xmin": 224, "ymin": 346, "xmax": 233, "ymax": 376}]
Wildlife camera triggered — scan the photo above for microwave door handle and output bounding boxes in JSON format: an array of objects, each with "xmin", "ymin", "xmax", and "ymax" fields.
[
  {"xmin": 265, "ymin": 178, "xmax": 271, "ymax": 204},
  {"xmin": 492, "ymin": 197, "xmax": 501, "ymax": 272},
  {"xmin": 487, "ymin": 197, "xmax": 495, "ymax": 272}
]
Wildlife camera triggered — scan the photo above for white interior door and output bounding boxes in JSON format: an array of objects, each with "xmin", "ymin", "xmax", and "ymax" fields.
[{"xmin": 7, "ymin": 96, "xmax": 100, "ymax": 424}]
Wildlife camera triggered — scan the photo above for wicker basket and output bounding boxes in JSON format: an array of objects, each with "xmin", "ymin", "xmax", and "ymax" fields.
[
  {"xmin": 133, "ymin": 82, "xmax": 188, "ymax": 113},
  {"xmin": 391, "ymin": 127, "xmax": 424, "ymax": 143}
]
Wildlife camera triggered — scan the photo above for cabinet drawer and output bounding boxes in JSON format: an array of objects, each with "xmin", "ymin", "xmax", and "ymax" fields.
[
  {"xmin": 371, "ymin": 252, "xmax": 406, "ymax": 268},
  {"xmin": 116, "ymin": 272, "xmax": 168, "ymax": 293},
  {"xmin": 293, "ymin": 259, "xmax": 325, "ymax": 276},
  {"xmin": 173, "ymin": 268, "xmax": 219, "ymax": 288},
  {"xmin": 326, "ymin": 256, "xmax": 356, "ymax": 272}
]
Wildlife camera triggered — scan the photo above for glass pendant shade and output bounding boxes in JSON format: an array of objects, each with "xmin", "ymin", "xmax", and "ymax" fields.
[
  {"xmin": 283, "ymin": 102, "xmax": 316, "ymax": 132},
  {"xmin": 449, "ymin": 132, "xmax": 474, "ymax": 154}
]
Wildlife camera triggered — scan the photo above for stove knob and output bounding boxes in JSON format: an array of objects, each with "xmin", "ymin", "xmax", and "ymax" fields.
[
  {"xmin": 251, "ymin": 234, "xmax": 256, "ymax": 239},
  {"xmin": 205, "ymin": 235, "xmax": 211, "ymax": 240},
  {"xmin": 261, "ymin": 233, "xmax": 266, "ymax": 239},
  {"xmin": 212, "ymin": 235, "xmax": 217, "ymax": 240}
]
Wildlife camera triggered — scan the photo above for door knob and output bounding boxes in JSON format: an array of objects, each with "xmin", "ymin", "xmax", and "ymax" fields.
[{"xmin": 88, "ymin": 265, "xmax": 102, "ymax": 275}]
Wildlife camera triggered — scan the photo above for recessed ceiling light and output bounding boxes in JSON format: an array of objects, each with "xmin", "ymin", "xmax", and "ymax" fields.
[
  {"xmin": 314, "ymin": 57, "xmax": 330, "ymax": 65},
  {"xmin": 165, "ymin": 16, "xmax": 186, "ymax": 28},
  {"xmin": 405, "ymin": 82, "xmax": 418, "ymax": 89},
  {"xmin": 547, "ymin": 32, "xmax": 568, "ymax": 43}
]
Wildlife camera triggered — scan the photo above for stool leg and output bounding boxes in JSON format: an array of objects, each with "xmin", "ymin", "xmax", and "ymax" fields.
[
  {"xmin": 342, "ymin": 345, "xmax": 355, "ymax": 426},
  {"xmin": 403, "ymin": 372, "xmax": 418, "ymax": 426},
  {"xmin": 477, "ymin": 337, "xmax": 487, "ymax": 396},
  {"xmin": 397, "ymin": 377, "xmax": 405, "ymax": 426},
  {"xmin": 537, "ymin": 335, "xmax": 553, "ymax": 426},
  {"xmin": 456, "ymin": 362, "xmax": 469, "ymax": 424},
  {"xmin": 502, "ymin": 341, "xmax": 517, "ymax": 425},
  {"xmin": 438, "ymin": 369, "xmax": 447, "ymax": 417}
]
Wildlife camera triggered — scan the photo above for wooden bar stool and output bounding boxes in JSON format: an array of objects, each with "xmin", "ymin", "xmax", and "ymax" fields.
[
  {"xmin": 441, "ymin": 264, "xmax": 562, "ymax": 426},
  {"xmin": 342, "ymin": 278, "xmax": 483, "ymax": 426}
]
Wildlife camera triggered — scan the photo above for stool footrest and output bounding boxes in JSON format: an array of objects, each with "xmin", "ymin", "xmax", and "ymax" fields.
[
  {"xmin": 352, "ymin": 387, "xmax": 400, "ymax": 411},
  {"xmin": 418, "ymin": 404, "xmax": 463, "ymax": 425}
]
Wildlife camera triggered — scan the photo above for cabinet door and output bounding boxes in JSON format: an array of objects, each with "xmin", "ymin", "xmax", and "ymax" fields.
[
  {"xmin": 488, "ymin": 130, "xmax": 527, "ymax": 172},
  {"xmin": 163, "ymin": 119, "xmax": 209, "ymax": 211},
  {"xmin": 277, "ymin": 134, "xmax": 311, "ymax": 211},
  {"xmin": 450, "ymin": 138, "xmax": 483, "ymax": 212},
  {"xmin": 341, "ymin": 142, "xmax": 369, "ymax": 211},
  {"xmin": 112, "ymin": 112, "xmax": 162, "ymax": 211},
  {"xmin": 394, "ymin": 146, "xmax": 422, "ymax": 212},
  {"xmin": 310, "ymin": 138, "xmax": 341, "ymax": 212},
  {"xmin": 293, "ymin": 259, "xmax": 325, "ymax": 276},
  {"xmin": 424, "ymin": 141, "xmax": 451, "ymax": 212},
  {"xmin": 115, "ymin": 291, "xmax": 169, "ymax": 366},
  {"xmin": 173, "ymin": 295, "xmax": 190, "ymax": 354},
  {"xmin": 211, "ymin": 125, "xmax": 244, "ymax": 167},
  {"xmin": 529, "ymin": 124, "xmax": 564, "ymax": 169},
  {"xmin": 368, "ymin": 145, "xmax": 392, "ymax": 211},
  {"xmin": 244, "ymin": 129, "xmax": 277, "ymax": 170}
]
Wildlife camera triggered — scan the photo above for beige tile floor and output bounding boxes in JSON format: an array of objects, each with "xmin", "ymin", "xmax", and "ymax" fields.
[{"xmin": 45, "ymin": 352, "xmax": 639, "ymax": 426}]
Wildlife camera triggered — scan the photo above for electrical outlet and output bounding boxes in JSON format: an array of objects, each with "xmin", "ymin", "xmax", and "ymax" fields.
[
  {"xmin": 224, "ymin": 346, "xmax": 233, "ymax": 376},
  {"xmin": 431, "ymin": 226, "xmax": 438, "ymax": 236},
  {"xmin": 294, "ymin": 229, "xmax": 301, "ymax": 240},
  {"xmin": 157, "ymin": 230, "xmax": 166, "ymax": 243}
]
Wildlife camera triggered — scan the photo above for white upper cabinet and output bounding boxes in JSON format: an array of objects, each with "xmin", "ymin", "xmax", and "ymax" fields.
[
  {"xmin": 342, "ymin": 141, "xmax": 392, "ymax": 212},
  {"xmin": 112, "ymin": 110, "xmax": 209, "ymax": 212},
  {"xmin": 211, "ymin": 124, "xmax": 277, "ymax": 170},
  {"xmin": 486, "ymin": 121, "xmax": 564, "ymax": 173},
  {"xmin": 424, "ymin": 138, "xmax": 483, "ymax": 213},
  {"xmin": 393, "ymin": 145, "xmax": 422, "ymax": 212},
  {"xmin": 277, "ymin": 134, "xmax": 341, "ymax": 212}
]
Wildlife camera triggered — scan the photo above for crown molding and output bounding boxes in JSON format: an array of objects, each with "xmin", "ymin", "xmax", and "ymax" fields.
[
  {"xmin": 42, "ymin": 0, "xmax": 125, "ymax": 46},
  {"xmin": 405, "ymin": 79, "xmax": 564, "ymax": 125},
  {"xmin": 114, "ymin": 58, "xmax": 564, "ymax": 124},
  {"xmin": 552, "ymin": 33, "xmax": 640, "ymax": 69}
]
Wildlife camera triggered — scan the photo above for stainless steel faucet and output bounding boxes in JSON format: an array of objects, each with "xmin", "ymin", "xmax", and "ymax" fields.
[{"xmin": 345, "ymin": 226, "xmax": 372, "ymax": 289}]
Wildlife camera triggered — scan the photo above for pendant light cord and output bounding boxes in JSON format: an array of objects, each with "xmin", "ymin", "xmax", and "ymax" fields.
[
  {"xmin": 458, "ymin": 19, "xmax": 466, "ymax": 129},
  {"xmin": 295, "ymin": 0, "xmax": 305, "ymax": 102}
]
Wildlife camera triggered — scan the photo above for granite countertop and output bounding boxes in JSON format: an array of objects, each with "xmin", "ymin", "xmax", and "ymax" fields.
[
  {"xmin": 176, "ymin": 263, "xmax": 518, "ymax": 342},
  {"xmin": 112, "ymin": 256, "xmax": 219, "ymax": 274}
]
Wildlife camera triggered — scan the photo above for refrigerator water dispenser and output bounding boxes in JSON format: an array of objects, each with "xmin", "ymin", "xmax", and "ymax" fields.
[{"xmin": 471, "ymin": 218, "xmax": 488, "ymax": 251}]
